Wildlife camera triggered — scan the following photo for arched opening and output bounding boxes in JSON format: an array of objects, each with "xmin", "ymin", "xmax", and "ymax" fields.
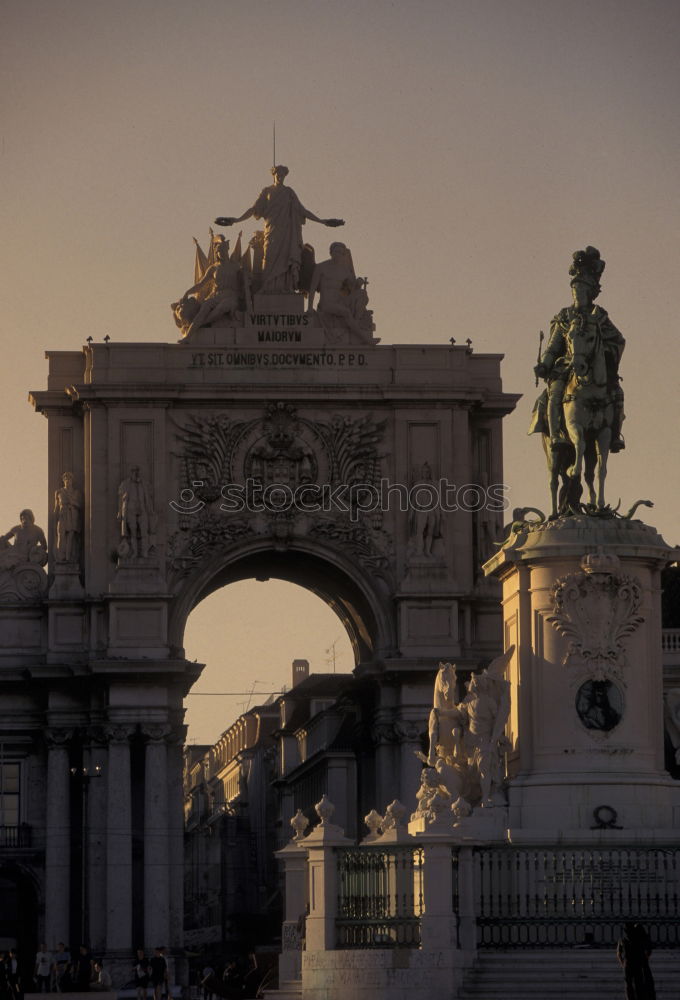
[
  {"xmin": 171, "ymin": 540, "xmax": 395, "ymax": 668},
  {"xmin": 183, "ymin": 579, "xmax": 355, "ymax": 744},
  {"xmin": 178, "ymin": 547, "xmax": 388, "ymax": 958},
  {"xmin": 0, "ymin": 864, "xmax": 39, "ymax": 975}
]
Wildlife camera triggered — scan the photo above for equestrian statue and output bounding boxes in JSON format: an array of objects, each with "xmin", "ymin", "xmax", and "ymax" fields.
[{"xmin": 529, "ymin": 246, "xmax": 625, "ymax": 517}]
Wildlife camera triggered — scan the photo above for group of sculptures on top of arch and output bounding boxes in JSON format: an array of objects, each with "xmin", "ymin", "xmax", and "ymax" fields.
[{"xmin": 170, "ymin": 165, "xmax": 374, "ymax": 342}]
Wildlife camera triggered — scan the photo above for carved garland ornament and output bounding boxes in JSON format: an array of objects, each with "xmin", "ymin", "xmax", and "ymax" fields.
[{"xmin": 547, "ymin": 548, "xmax": 644, "ymax": 683}]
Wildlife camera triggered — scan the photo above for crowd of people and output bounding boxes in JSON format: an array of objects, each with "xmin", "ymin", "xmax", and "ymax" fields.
[
  {"xmin": 0, "ymin": 924, "xmax": 656, "ymax": 1000},
  {"xmin": 0, "ymin": 944, "xmax": 171, "ymax": 999}
]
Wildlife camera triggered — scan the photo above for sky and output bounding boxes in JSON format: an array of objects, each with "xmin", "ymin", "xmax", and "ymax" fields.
[{"xmin": 1, "ymin": 0, "xmax": 679, "ymax": 743}]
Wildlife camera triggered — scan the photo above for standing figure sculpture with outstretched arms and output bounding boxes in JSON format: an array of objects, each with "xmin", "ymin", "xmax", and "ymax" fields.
[{"xmin": 215, "ymin": 165, "xmax": 344, "ymax": 294}]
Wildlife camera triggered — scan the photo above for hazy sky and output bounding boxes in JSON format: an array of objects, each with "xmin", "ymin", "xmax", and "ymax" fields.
[{"xmin": 2, "ymin": 0, "xmax": 678, "ymax": 742}]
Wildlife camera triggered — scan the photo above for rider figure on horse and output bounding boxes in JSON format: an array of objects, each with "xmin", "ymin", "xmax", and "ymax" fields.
[{"xmin": 530, "ymin": 246, "xmax": 626, "ymax": 453}]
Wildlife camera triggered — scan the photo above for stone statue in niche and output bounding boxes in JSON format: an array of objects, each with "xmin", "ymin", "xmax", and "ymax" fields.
[
  {"xmin": 408, "ymin": 462, "xmax": 442, "ymax": 558},
  {"xmin": 0, "ymin": 510, "xmax": 48, "ymax": 569},
  {"xmin": 575, "ymin": 678, "xmax": 622, "ymax": 732},
  {"xmin": 215, "ymin": 165, "xmax": 344, "ymax": 294},
  {"xmin": 54, "ymin": 471, "xmax": 82, "ymax": 565},
  {"xmin": 307, "ymin": 242, "xmax": 373, "ymax": 340},
  {"xmin": 173, "ymin": 238, "xmax": 240, "ymax": 338},
  {"xmin": 117, "ymin": 466, "xmax": 154, "ymax": 559}
]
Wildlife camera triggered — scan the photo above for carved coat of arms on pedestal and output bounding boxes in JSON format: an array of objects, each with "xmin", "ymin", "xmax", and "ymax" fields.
[
  {"xmin": 547, "ymin": 548, "xmax": 644, "ymax": 737},
  {"xmin": 547, "ymin": 548, "xmax": 644, "ymax": 685}
]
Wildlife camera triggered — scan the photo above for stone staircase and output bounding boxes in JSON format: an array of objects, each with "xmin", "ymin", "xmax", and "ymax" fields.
[
  {"xmin": 261, "ymin": 978, "xmax": 302, "ymax": 1000},
  {"xmin": 458, "ymin": 948, "xmax": 680, "ymax": 999}
]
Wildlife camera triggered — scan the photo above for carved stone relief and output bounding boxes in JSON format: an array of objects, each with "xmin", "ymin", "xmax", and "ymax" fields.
[
  {"xmin": 168, "ymin": 402, "xmax": 392, "ymax": 584},
  {"xmin": 547, "ymin": 549, "xmax": 643, "ymax": 684},
  {"xmin": 117, "ymin": 467, "xmax": 156, "ymax": 562}
]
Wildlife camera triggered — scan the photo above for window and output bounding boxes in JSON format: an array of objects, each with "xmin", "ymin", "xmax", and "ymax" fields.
[{"xmin": 0, "ymin": 762, "xmax": 20, "ymax": 827}]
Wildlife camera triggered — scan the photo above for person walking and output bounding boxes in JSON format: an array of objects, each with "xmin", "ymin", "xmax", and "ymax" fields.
[
  {"xmin": 149, "ymin": 948, "xmax": 167, "ymax": 1000},
  {"xmin": 6, "ymin": 951, "xmax": 21, "ymax": 1000},
  {"xmin": 616, "ymin": 922, "xmax": 656, "ymax": 1000},
  {"xmin": 52, "ymin": 944, "xmax": 71, "ymax": 993},
  {"xmin": 73, "ymin": 947, "xmax": 92, "ymax": 992},
  {"xmin": 0, "ymin": 954, "xmax": 13, "ymax": 1000},
  {"xmin": 34, "ymin": 945, "xmax": 52, "ymax": 993},
  {"xmin": 133, "ymin": 949, "xmax": 151, "ymax": 1000}
]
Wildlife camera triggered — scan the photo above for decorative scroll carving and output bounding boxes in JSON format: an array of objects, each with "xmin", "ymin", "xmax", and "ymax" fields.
[
  {"xmin": 44, "ymin": 728, "xmax": 74, "ymax": 749},
  {"xmin": 0, "ymin": 563, "xmax": 48, "ymax": 603},
  {"xmin": 548, "ymin": 549, "xmax": 644, "ymax": 682},
  {"xmin": 140, "ymin": 723, "xmax": 173, "ymax": 743},
  {"xmin": 103, "ymin": 724, "xmax": 136, "ymax": 745}
]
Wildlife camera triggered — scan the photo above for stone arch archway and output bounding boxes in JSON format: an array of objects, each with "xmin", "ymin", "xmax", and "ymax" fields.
[
  {"xmin": 171, "ymin": 538, "xmax": 396, "ymax": 665},
  {"xmin": 21, "ymin": 318, "xmax": 515, "ymax": 967}
]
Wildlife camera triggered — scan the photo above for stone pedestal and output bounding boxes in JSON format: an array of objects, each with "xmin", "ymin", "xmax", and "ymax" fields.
[
  {"xmin": 49, "ymin": 563, "xmax": 84, "ymax": 598},
  {"xmin": 275, "ymin": 838, "xmax": 309, "ymax": 984},
  {"xmin": 304, "ymin": 819, "xmax": 353, "ymax": 952},
  {"xmin": 484, "ymin": 515, "xmax": 680, "ymax": 839}
]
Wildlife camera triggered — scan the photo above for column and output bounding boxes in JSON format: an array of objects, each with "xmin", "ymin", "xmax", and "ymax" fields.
[
  {"xmin": 372, "ymin": 718, "xmax": 400, "ymax": 810},
  {"xmin": 85, "ymin": 732, "xmax": 108, "ymax": 953},
  {"xmin": 418, "ymin": 839, "xmax": 457, "ymax": 951},
  {"xmin": 396, "ymin": 719, "xmax": 425, "ymax": 809},
  {"xmin": 304, "ymin": 802, "xmax": 353, "ymax": 953},
  {"xmin": 143, "ymin": 725, "xmax": 170, "ymax": 948},
  {"xmin": 45, "ymin": 729, "xmax": 72, "ymax": 948},
  {"xmin": 456, "ymin": 846, "xmax": 477, "ymax": 953},
  {"xmin": 105, "ymin": 724, "xmax": 134, "ymax": 952},
  {"xmin": 166, "ymin": 726, "xmax": 186, "ymax": 983}
]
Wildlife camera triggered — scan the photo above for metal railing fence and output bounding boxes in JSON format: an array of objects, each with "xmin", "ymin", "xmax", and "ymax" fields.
[
  {"xmin": 473, "ymin": 845, "xmax": 680, "ymax": 948},
  {"xmin": 335, "ymin": 846, "xmax": 424, "ymax": 948}
]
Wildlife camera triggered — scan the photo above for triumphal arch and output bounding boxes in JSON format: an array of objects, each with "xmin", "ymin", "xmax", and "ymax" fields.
[{"xmin": 0, "ymin": 166, "xmax": 517, "ymax": 967}]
